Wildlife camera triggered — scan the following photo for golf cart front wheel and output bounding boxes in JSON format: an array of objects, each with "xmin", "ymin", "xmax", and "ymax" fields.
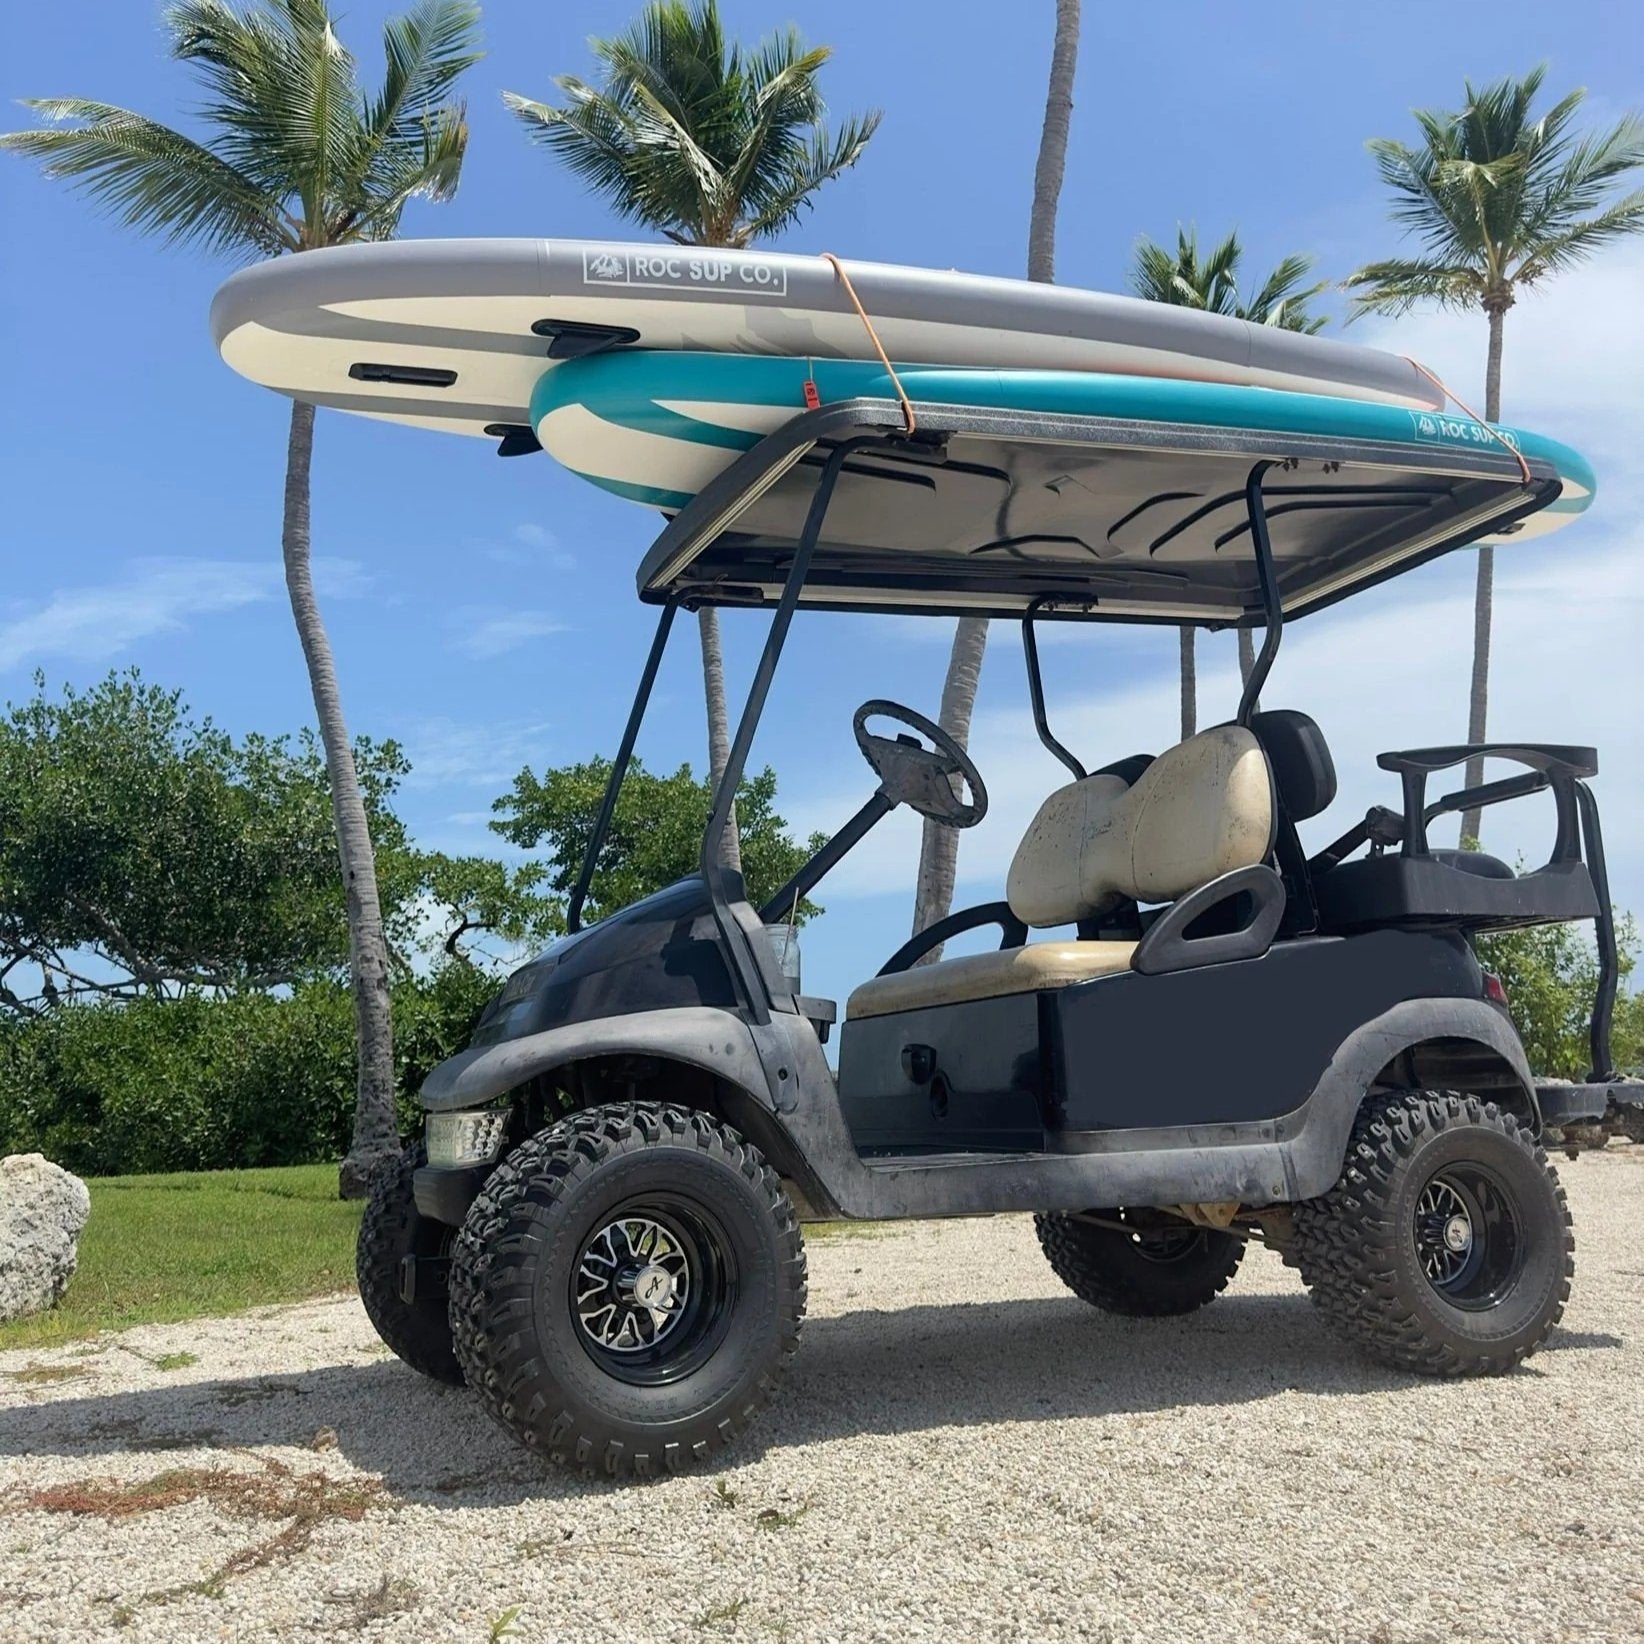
[
  {"xmin": 447, "ymin": 1103, "xmax": 806, "ymax": 1478},
  {"xmin": 1294, "ymin": 1091, "xmax": 1573, "ymax": 1375},
  {"xmin": 355, "ymin": 1142, "xmax": 465, "ymax": 1386},
  {"xmin": 1034, "ymin": 1209, "xmax": 1242, "ymax": 1316}
]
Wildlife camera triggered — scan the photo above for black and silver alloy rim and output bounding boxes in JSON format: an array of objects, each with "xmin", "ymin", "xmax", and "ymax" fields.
[
  {"xmin": 569, "ymin": 1197, "xmax": 737, "ymax": 1384},
  {"xmin": 1412, "ymin": 1165, "xmax": 1524, "ymax": 1310}
]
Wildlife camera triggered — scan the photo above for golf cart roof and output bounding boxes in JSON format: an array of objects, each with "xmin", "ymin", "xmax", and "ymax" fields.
[{"xmin": 632, "ymin": 388, "xmax": 1591, "ymax": 627}]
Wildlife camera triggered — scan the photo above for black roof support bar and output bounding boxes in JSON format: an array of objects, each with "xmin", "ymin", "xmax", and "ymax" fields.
[
  {"xmin": 1022, "ymin": 599, "xmax": 1087, "ymax": 780},
  {"xmin": 1237, "ymin": 461, "xmax": 1283, "ymax": 726},
  {"xmin": 566, "ymin": 600, "xmax": 678, "ymax": 933},
  {"xmin": 701, "ymin": 437, "xmax": 894, "ymax": 1022}
]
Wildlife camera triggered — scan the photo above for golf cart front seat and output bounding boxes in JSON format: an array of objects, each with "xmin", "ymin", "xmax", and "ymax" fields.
[{"xmin": 846, "ymin": 725, "xmax": 1278, "ymax": 1019}]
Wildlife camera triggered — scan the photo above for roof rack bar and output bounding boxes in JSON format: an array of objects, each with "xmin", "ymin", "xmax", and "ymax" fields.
[
  {"xmin": 1237, "ymin": 461, "xmax": 1282, "ymax": 727},
  {"xmin": 1022, "ymin": 600, "xmax": 1086, "ymax": 780},
  {"xmin": 566, "ymin": 600, "xmax": 678, "ymax": 933}
]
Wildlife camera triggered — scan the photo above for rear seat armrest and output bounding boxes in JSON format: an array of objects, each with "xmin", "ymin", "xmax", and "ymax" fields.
[
  {"xmin": 877, "ymin": 900, "xmax": 1029, "ymax": 977},
  {"xmin": 1132, "ymin": 865, "xmax": 1285, "ymax": 977},
  {"xmin": 1377, "ymin": 743, "xmax": 1594, "ymax": 859}
]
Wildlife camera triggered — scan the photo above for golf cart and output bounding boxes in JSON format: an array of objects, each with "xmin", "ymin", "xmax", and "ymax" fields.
[{"xmin": 356, "ymin": 388, "xmax": 1627, "ymax": 1479}]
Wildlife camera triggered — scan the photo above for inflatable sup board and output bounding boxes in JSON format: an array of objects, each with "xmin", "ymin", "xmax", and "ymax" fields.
[
  {"xmin": 211, "ymin": 238, "xmax": 1450, "ymax": 442},
  {"xmin": 534, "ymin": 351, "xmax": 1594, "ymax": 549}
]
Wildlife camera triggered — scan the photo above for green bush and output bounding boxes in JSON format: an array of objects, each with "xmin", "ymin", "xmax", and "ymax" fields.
[{"xmin": 0, "ymin": 966, "xmax": 495, "ymax": 1177}]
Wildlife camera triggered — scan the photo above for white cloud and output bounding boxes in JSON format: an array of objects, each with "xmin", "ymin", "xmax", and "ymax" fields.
[
  {"xmin": 486, "ymin": 522, "xmax": 577, "ymax": 571},
  {"xmin": 396, "ymin": 714, "xmax": 555, "ymax": 789},
  {"xmin": 0, "ymin": 554, "xmax": 376, "ymax": 677},
  {"xmin": 449, "ymin": 609, "xmax": 566, "ymax": 660}
]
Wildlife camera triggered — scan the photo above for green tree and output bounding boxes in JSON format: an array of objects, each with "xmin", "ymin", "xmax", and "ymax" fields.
[
  {"xmin": 505, "ymin": 0, "xmax": 878, "ymax": 877},
  {"xmin": 1346, "ymin": 68, "xmax": 1644, "ymax": 843},
  {"xmin": 0, "ymin": 672, "xmax": 411, "ymax": 1011},
  {"xmin": 911, "ymin": 0, "xmax": 1081, "ymax": 960},
  {"xmin": 490, "ymin": 757, "xmax": 825, "ymax": 927},
  {"xmin": 1129, "ymin": 225, "xmax": 1329, "ymax": 732},
  {"xmin": 1476, "ymin": 918, "xmax": 1639, "ymax": 1079},
  {"xmin": 2, "ymin": 0, "xmax": 486, "ymax": 1195}
]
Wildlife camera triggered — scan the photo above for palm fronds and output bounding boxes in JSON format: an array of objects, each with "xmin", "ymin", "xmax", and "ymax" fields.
[
  {"xmin": 1130, "ymin": 226, "xmax": 1328, "ymax": 331},
  {"xmin": 1347, "ymin": 67, "xmax": 1644, "ymax": 317},
  {"xmin": 3, "ymin": 0, "xmax": 482, "ymax": 258},
  {"xmin": 504, "ymin": 0, "xmax": 879, "ymax": 248}
]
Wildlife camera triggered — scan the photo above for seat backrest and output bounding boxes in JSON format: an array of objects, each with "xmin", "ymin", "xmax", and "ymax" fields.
[
  {"xmin": 1006, "ymin": 726, "xmax": 1276, "ymax": 928},
  {"xmin": 1249, "ymin": 709, "xmax": 1336, "ymax": 821}
]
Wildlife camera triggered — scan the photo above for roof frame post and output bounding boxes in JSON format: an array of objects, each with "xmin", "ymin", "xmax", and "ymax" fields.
[
  {"xmin": 1022, "ymin": 598, "xmax": 1086, "ymax": 780},
  {"xmin": 1237, "ymin": 460, "xmax": 1283, "ymax": 727},
  {"xmin": 701, "ymin": 435, "xmax": 891, "ymax": 1020},
  {"xmin": 566, "ymin": 601, "xmax": 679, "ymax": 933}
]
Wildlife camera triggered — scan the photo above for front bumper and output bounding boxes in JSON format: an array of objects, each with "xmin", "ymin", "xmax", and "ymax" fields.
[{"xmin": 412, "ymin": 1162, "xmax": 492, "ymax": 1227}]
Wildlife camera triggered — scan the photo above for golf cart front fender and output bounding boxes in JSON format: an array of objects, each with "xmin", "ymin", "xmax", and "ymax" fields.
[
  {"xmin": 419, "ymin": 1005, "xmax": 773, "ymax": 1114},
  {"xmin": 1287, "ymin": 996, "xmax": 1538, "ymax": 1199}
]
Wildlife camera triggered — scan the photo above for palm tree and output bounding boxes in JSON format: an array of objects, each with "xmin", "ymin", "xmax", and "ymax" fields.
[
  {"xmin": 2, "ymin": 0, "xmax": 484, "ymax": 1197},
  {"xmin": 506, "ymin": 0, "xmax": 878, "ymax": 876},
  {"xmin": 910, "ymin": 0, "xmax": 1082, "ymax": 960},
  {"xmin": 1129, "ymin": 225, "xmax": 1328, "ymax": 736},
  {"xmin": 1346, "ymin": 68, "xmax": 1644, "ymax": 842}
]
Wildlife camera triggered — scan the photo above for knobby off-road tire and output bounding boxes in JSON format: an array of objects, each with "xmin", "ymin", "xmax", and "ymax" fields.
[
  {"xmin": 448, "ymin": 1103, "xmax": 806, "ymax": 1478},
  {"xmin": 355, "ymin": 1142, "xmax": 465, "ymax": 1386},
  {"xmin": 1034, "ymin": 1210, "xmax": 1243, "ymax": 1316},
  {"xmin": 1293, "ymin": 1092, "xmax": 1573, "ymax": 1376}
]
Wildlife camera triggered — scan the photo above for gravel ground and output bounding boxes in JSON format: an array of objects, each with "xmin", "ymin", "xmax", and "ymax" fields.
[{"xmin": 2, "ymin": 1149, "xmax": 1641, "ymax": 1644}]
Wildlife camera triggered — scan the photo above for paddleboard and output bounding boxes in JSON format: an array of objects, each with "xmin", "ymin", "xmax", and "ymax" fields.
[
  {"xmin": 210, "ymin": 238, "xmax": 1449, "ymax": 441},
  {"xmin": 533, "ymin": 351, "xmax": 1594, "ymax": 549}
]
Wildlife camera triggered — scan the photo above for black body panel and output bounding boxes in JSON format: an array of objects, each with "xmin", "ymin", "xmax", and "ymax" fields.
[
  {"xmin": 470, "ymin": 877, "xmax": 739, "ymax": 1049},
  {"xmin": 836, "ymin": 993, "xmax": 1045, "ymax": 1153},
  {"xmin": 1050, "ymin": 929, "xmax": 1483, "ymax": 1134}
]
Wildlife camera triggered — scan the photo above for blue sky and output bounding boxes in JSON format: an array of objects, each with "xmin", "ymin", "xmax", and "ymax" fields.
[{"xmin": 3, "ymin": 1, "xmax": 1641, "ymax": 1010}]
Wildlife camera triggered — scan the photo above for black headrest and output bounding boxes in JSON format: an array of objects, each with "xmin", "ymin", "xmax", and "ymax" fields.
[
  {"xmin": 1250, "ymin": 710, "xmax": 1336, "ymax": 821},
  {"xmin": 1093, "ymin": 752, "xmax": 1155, "ymax": 786}
]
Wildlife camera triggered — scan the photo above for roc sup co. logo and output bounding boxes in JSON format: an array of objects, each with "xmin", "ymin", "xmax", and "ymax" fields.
[
  {"xmin": 580, "ymin": 247, "xmax": 788, "ymax": 297},
  {"xmin": 1413, "ymin": 409, "xmax": 1521, "ymax": 451}
]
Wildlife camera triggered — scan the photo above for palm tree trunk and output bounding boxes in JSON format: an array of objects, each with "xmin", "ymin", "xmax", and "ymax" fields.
[
  {"xmin": 1179, "ymin": 628, "xmax": 1197, "ymax": 739},
  {"xmin": 1460, "ymin": 304, "xmax": 1507, "ymax": 844},
  {"xmin": 281, "ymin": 401, "xmax": 399, "ymax": 1200},
  {"xmin": 1237, "ymin": 625, "xmax": 1255, "ymax": 689},
  {"xmin": 910, "ymin": 0, "xmax": 1081, "ymax": 952},
  {"xmin": 910, "ymin": 615, "xmax": 989, "ymax": 962},
  {"xmin": 697, "ymin": 606, "xmax": 742, "ymax": 876},
  {"xmin": 1026, "ymin": 0, "xmax": 1081, "ymax": 284}
]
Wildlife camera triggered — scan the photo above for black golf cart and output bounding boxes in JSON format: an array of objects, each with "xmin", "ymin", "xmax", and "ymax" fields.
[{"xmin": 356, "ymin": 393, "xmax": 1628, "ymax": 1477}]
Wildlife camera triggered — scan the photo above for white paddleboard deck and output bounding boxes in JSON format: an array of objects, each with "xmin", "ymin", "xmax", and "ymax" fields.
[{"xmin": 211, "ymin": 239, "xmax": 1446, "ymax": 441}]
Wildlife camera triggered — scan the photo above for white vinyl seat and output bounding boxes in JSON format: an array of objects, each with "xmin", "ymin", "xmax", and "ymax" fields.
[{"xmin": 846, "ymin": 726, "xmax": 1274, "ymax": 1020}]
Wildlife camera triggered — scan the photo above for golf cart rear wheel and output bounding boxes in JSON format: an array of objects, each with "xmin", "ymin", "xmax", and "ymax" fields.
[
  {"xmin": 447, "ymin": 1103, "xmax": 806, "ymax": 1478},
  {"xmin": 1293, "ymin": 1091, "xmax": 1573, "ymax": 1376},
  {"xmin": 1034, "ymin": 1209, "xmax": 1242, "ymax": 1316},
  {"xmin": 355, "ymin": 1142, "xmax": 464, "ymax": 1386}
]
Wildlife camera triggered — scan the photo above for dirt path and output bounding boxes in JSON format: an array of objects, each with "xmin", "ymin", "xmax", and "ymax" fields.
[{"xmin": 2, "ymin": 1150, "xmax": 1641, "ymax": 1643}]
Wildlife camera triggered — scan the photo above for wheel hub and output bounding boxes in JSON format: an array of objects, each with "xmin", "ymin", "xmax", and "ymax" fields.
[
  {"xmin": 1412, "ymin": 1165, "xmax": 1523, "ymax": 1310},
  {"xmin": 575, "ymin": 1216, "xmax": 691, "ymax": 1354}
]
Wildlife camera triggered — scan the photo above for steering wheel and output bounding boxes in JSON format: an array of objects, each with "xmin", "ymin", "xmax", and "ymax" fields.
[{"xmin": 852, "ymin": 700, "xmax": 988, "ymax": 829}]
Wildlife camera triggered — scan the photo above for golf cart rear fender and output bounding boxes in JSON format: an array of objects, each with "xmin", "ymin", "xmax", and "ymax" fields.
[
  {"xmin": 1290, "ymin": 997, "xmax": 1538, "ymax": 1198},
  {"xmin": 418, "ymin": 1005, "xmax": 840, "ymax": 1213}
]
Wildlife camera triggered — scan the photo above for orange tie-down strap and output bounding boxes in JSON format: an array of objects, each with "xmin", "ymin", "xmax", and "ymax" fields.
[
  {"xmin": 1404, "ymin": 357, "xmax": 1532, "ymax": 486},
  {"xmin": 820, "ymin": 251, "xmax": 916, "ymax": 435}
]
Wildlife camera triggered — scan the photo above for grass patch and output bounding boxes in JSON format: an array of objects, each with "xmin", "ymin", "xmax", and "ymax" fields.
[{"xmin": 0, "ymin": 1163, "xmax": 361, "ymax": 1352}]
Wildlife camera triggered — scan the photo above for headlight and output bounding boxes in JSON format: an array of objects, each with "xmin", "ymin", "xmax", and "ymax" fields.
[{"xmin": 425, "ymin": 1109, "xmax": 509, "ymax": 1168}]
